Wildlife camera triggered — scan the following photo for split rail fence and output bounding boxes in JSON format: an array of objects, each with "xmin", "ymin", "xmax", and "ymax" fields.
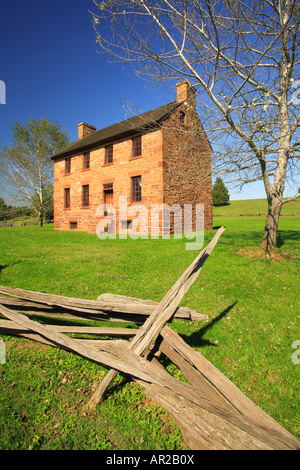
[{"xmin": 0, "ymin": 227, "xmax": 299, "ymax": 450}]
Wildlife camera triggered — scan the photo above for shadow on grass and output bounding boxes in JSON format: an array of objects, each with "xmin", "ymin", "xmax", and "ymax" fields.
[
  {"xmin": 215, "ymin": 230, "xmax": 263, "ymax": 245},
  {"xmin": 212, "ymin": 228, "xmax": 300, "ymax": 250},
  {"xmin": 180, "ymin": 302, "xmax": 237, "ymax": 349},
  {"xmin": 0, "ymin": 261, "xmax": 25, "ymax": 278},
  {"xmin": 276, "ymin": 230, "xmax": 300, "ymax": 248},
  {"xmin": 0, "ymin": 264, "xmax": 9, "ymax": 274}
]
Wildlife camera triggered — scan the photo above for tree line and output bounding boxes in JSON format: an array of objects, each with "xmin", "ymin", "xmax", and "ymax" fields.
[{"xmin": 0, "ymin": 187, "xmax": 54, "ymax": 223}]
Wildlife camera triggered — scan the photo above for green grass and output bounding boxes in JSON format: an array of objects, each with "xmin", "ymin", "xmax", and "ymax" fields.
[
  {"xmin": 213, "ymin": 197, "xmax": 300, "ymax": 216},
  {"xmin": 0, "ymin": 213, "xmax": 299, "ymax": 450}
]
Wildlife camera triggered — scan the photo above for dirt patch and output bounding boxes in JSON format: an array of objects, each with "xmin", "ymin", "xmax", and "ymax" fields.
[
  {"xmin": 236, "ymin": 248, "xmax": 298, "ymax": 261},
  {"xmin": 96, "ymin": 273, "xmax": 130, "ymax": 279}
]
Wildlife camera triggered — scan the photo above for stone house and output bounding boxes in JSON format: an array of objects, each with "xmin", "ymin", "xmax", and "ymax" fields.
[{"xmin": 51, "ymin": 80, "xmax": 213, "ymax": 236}]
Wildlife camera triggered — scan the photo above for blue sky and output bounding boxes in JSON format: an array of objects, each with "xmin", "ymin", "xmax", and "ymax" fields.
[{"xmin": 0, "ymin": 0, "xmax": 294, "ymax": 202}]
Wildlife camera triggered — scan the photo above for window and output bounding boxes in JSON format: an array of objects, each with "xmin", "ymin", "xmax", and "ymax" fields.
[
  {"xmin": 83, "ymin": 152, "xmax": 90, "ymax": 170},
  {"xmin": 131, "ymin": 176, "xmax": 142, "ymax": 202},
  {"xmin": 64, "ymin": 188, "xmax": 70, "ymax": 208},
  {"xmin": 121, "ymin": 220, "xmax": 132, "ymax": 231},
  {"xmin": 65, "ymin": 158, "xmax": 71, "ymax": 174},
  {"xmin": 82, "ymin": 185, "xmax": 89, "ymax": 207},
  {"xmin": 105, "ymin": 145, "xmax": 113, "ymax": 164},
  {"xmin": 70, "ymin": 221, "xmax": 77, "ymax": 230},
  {"xmin": 132, "ymin": 136, "xmax": 142, "ymax": 158},
  {"xmin": 180, "ymin": 111, "xmax": 186, "ymax": 125}
]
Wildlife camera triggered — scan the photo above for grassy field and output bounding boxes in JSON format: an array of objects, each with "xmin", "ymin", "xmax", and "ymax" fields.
[
  {"xmin": 213, "ymin": 197, "xmax": 300, "ymax": 216},
  {"xmin": 0, "ymin": 212, "xmax": 299, "ymax": 450}
]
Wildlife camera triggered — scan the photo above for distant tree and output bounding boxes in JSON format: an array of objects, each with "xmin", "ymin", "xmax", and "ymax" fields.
[
  {"xmin": 0, "ymin": 198, "xmax": 34, "ymax": 222},
  {"xmin": 0, "ymin": 117, "xmax": 69, "ymax": 226},
  {"xmin": 0, "ymin": 197, "xmax": 8, "ymax": 221},
  {"xmin": 0, "ymin": 197, "xmax": 7, "ymax": 210},
  {"xmin": 212, "ymin": 178, "xmax": 230, "ymax": 206},
  {"xmin": 10, "ymin": 206, "xmax": 33, "ymax": 220}
]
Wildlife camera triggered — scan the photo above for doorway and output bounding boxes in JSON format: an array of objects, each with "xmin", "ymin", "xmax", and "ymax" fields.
[{"xmin": 103, "ymin": 183, "xmax": 114, "ymax": 216}]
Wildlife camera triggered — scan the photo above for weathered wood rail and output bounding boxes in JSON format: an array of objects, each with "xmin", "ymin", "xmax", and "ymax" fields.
[
  {"xmin": 0, "ymin": 287, "xmax": 207, "ymax": 323},
  {"xmin": 88, "ymin": 226, "xmax": 225, "ymax": 407},
  {"xmin": 0, "ymin": 227, "xmax": 299, "ymax": 450}
]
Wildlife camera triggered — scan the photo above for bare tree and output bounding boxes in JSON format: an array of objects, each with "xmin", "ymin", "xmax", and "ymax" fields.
[
  {"xmin": 0, "ymin": 118, "xmax": 69, "ymax": 226},
  {"xmin": 91, "ymin": 0, "xmax": 300, "ymax": 250}
]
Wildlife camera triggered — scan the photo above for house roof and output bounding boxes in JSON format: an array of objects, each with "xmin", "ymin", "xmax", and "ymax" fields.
[{"xmin": 51, "ymin": 101, "xmax": 183, "ymax": 160}]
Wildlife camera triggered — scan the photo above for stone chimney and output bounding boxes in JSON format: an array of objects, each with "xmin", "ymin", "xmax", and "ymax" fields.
[
  {"xmin": 176, "ymin": 80, "xmax": 196, "ymax": 108},
  {"xmin": 78, "ymin": 122, "xmax": 96, "ymax": 140}
]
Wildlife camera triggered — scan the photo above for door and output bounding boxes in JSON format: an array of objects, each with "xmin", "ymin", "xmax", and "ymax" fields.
[{"xmin": 104, "ymin": 189, "xmax": 113, "ymax": 216}]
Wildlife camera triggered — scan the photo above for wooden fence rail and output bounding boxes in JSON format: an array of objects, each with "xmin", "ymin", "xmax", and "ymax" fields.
[{"xmin": 0, "ymin": 227, "xmax": 299, "ymax": 450}]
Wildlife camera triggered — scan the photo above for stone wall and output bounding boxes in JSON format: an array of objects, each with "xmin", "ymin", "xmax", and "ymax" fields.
[
  {"xmin": 53, "ymin": 129, "xmax": 164, "ymax": 234},
  {"xmin": 162, "ymin": 102, "xmax": 213, "ymax": 232}
]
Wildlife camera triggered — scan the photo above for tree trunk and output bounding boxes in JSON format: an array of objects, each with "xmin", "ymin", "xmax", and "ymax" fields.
[
  {"xmin": 38, "ymin": 211, "xmax": 43, "ymax": 227},
  {"xmin": 261, "ymin": 197, "xmax": 282, "ymax": 251}
]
